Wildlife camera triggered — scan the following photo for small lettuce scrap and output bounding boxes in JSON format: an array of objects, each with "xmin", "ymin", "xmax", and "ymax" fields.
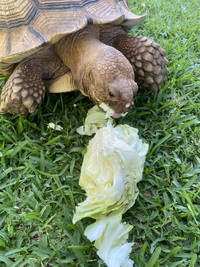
[
  {"xmin": 76, "ymin": 103, "xmax": 114, "ymax": 136},
  {"xmin": 47, "ymin": 122, "xmax": 63, "ymax": 131},
  {"xmin": 73, "ymin": 121, "xmax": 148, "ymax": 267}
]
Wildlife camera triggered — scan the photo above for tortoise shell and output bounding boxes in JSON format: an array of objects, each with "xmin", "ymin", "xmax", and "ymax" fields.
[{"xmin": 0, "ymin": 0, "xmax": 145, "ymax": 73}]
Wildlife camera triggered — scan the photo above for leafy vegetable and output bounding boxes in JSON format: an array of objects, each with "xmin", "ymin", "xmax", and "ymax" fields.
[
  {"xmin": 85, "ymin": 212, "xmax": 134, "ymax": 267},
  {"xmin": 73, "ymin": 124, "xmax": 148, "ymax": 222},
  {"xmin": 76, "ymin": 104, "xmax": 113, "ymax": 136},
  {"xmin": 73, "ymin": 120, "xmax": 148, "ymax": 267},
  {"xmin": 47, "ymin": 122, "xmax": 63, "ymax": 131}
]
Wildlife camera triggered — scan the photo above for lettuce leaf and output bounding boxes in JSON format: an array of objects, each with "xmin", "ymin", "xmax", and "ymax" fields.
[
  {"xmin": 76, "ymin": 104, "xmax": 113, "ymax": 136},
  {"xmin": 73, "ymin": 124, "xmax": 148, "ymax": 223},
  {"xmin": 73, "ymin": 110, "xmax": 148, "ymax": 267},
  {"xmin": 85, "ymin": 212, "xmax": 134, "ymax": 267}
]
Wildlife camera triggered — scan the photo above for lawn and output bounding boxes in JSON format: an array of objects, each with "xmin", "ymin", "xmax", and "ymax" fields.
[{"xmin": 0, "ymin": 0, "xmax": 199, "ymax": 266}]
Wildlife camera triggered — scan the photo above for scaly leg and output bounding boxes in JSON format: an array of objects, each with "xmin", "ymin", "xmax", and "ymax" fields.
[
  {"xmin": 100, "ymin": 26, "xmax": 169, "ymax": 91},
  {"xmin": 0, "ymin": 46, "xmax": 68, "ymax": 116}
]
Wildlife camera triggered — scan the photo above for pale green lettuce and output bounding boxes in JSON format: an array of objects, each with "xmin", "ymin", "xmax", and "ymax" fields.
[
  {"xmin": 76, "ymin": 104, "xmax": 113, "ymax": 136},
  {"xmin": 73, "ymin": 124, "xmax": 148, "ymax": 223},
  {"xmin": 85, "ymin": 212, "xmax": 134, "ymax": 267},
  {"xmin": 73, "ymin": 107, "xmax": 148, "ymax": 267}
]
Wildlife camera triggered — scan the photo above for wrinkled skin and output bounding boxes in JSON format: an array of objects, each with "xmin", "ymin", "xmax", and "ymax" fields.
[
  {"xmin": 55, "ymin": 26, "xmax": 138, "ymax": 115},
  {"xmin": 80, "ymin": 48, "xmax": 138, "ymax": 114}
]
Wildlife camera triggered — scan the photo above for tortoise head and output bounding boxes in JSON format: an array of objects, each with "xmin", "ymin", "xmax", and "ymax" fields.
[{"xmin": 81, "ymin": 47, "xmax": 138, "ymax": 117}]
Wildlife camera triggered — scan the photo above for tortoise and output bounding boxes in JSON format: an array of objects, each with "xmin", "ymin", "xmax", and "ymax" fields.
[{"xmin": 0, "ymin": 0, "xmax": 168, "ymax": 117}]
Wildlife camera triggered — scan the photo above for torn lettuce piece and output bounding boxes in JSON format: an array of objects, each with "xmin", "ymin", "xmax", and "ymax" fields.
[
  {"xmin": 99, "ymin": 102, "xmax": 115, "ymax": 118},
  {"xmin": 76, "ymin": 104, "xmax": 114, "ymax": 136},
  {"xmin": 85, "ymin": 212, "xmax": 134, "ymax": 267},
  {"xmin": 74, "ymin": 121, "xmax": 148, "ymax": 266},
  {"xmin": 47, "ymin": 122, "xmax": 63, "ymax": 131},
  {"xmin": 100, "ymin": 103, "xmax": 127, "ymax": 118},
  {"xmin": 73, "ymin": 124, "xmax": 148, "ymax": 223}
]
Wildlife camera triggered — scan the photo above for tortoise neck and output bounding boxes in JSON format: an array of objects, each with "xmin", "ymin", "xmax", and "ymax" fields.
[{"xmin": 54, "ymin": 25, "xmax": 106, "ymax": 78}]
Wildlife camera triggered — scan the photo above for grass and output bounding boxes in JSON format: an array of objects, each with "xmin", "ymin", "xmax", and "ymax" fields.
[{"xmin": 0, "ymin": 0, "xmax": 199, "ymax": 266}]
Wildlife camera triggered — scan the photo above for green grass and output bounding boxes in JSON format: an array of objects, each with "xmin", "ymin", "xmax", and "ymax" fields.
[{"xmin": 0, "ymin": 0, "xmax": 199, "ymax": 266}]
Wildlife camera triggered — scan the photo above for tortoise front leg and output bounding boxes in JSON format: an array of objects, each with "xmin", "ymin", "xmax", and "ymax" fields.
[
  {"xmin": 0, "ymin": 46, "xmax": 68, "ymax": 116},
  {"xmin": 100, "ymin": 26, "xmax": 169, "ymax": 91},
  {"xmin": 0, "ymin": 61, "xmax": 46, "ymax": 116},
  {"xmin": 112, "ymin": 34, "xmax": 169, "ymax": 91}
]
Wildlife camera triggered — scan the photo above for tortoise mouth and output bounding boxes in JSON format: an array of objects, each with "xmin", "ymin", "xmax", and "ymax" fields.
[
  {"xmin": 111, "ymin": 112, "xmax": 122, "ymax": 118},
  {"xmin": 98, "ymin": 100, "xmax": 133, "ymax": 118},
  {"xmin": 107, "ymin": 100, "xmax": 134, "ymax": 114}
]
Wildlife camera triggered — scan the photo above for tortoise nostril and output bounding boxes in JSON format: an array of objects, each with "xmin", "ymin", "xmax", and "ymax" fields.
[{"xmin": 108, "ymin": 91, "xmax": 115, "ymax": 98}]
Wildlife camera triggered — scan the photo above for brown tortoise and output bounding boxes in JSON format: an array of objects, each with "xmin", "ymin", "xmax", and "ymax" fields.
[{"xmin": 0, "ymin": 0, "xmax": 168, "ymax": 117}]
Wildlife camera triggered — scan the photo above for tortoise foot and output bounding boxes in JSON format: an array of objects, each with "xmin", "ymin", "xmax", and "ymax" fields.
[
  {"xmin": 0, "ymin": 63, "xmax": 45, "ymax": 116},
  {"xmin": 113, "ymin": 35, "xmax": 169, "ymax": 91}
]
